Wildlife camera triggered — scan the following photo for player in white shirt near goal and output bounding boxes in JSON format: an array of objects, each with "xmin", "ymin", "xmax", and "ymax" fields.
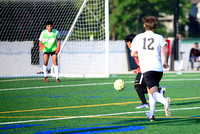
[{"xmin": 130, "ymin": 16, "xmax": 170, "ymax": 121}]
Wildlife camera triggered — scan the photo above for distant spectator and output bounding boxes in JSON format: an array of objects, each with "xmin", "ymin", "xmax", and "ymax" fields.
[{"xmin": 189, "ymin": 42, "xmax": 200, "ymax": 70}]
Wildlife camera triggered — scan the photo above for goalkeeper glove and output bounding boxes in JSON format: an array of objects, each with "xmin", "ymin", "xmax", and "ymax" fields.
[
  {"xmin": 55, "ymin": 43, "xmax": 61, "ymax": 54},
  {"xmin": 39, "ymin": 42, "xmax": 46, "ymax": 51}
]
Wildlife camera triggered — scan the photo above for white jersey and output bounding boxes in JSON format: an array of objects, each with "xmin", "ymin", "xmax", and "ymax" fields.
[{"xmin": 130, "ymin": 31, "xmax": 167, "ymax": 73}]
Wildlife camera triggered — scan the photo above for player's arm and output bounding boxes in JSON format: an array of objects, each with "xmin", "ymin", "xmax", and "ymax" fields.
[
  {"xmin": 39, "ymin": 32, "xmax": 46, "ymax": 51},
  {"xmin": 55, "ymin": 39, "xmax": 61, "ymax": 54},
  {"xmin": 131, "ymin": 50, "xmax": 138, "ymax": 57},
  {"xmin": 55, "ymin": 31, "xmax": 61, "ymax": 54},
  {"xmin": 163, "ymin": 44, "xmax": 169, "ymax": 68},
  {"xmin": 39, "ymin": 41, "xmax": 46, "ymax": 51},
  {"xmin": 132, "ymin": 68, "xmax": 139, "ymax": 74},
  {"xmin": 130, "ymin": 36, "xmax": 138, "ymax": 57},
  {"xmin": 134, "ymin": 57, "xmax": 140, "ymax": 66}
]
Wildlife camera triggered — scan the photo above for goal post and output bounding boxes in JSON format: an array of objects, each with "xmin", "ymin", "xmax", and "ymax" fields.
[
  {"xmin": 0, "ymin": 0, "xmax": 109, "ymax": 78},
  {"xmin": 57, "ymin": 0, "xmax": 109, "ymax": 78}
]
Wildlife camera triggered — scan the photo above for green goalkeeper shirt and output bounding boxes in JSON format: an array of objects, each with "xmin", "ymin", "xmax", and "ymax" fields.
[{"xmin": 39, "ymin": 29, "xmax": 60, "ymax": 53}]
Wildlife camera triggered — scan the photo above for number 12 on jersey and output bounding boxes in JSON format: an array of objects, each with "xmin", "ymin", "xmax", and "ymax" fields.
[{"xmin": 143, "ymin": 37, "xmax": 154, "ymax": 50}]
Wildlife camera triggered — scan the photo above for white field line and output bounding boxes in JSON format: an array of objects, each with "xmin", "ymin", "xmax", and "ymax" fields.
[
  {"xmin": 116, "ymin": 75, "xmax": 200, "ymax": 78},
  {"xmin": 0, "ymin": 107, "xmax": 199, "ymax": 125},
  {"xmin": 1, "ymin": 74, "xmax": 200, "ymax": 82},
  {"xmin": 1, "ymin": 78, "xmax": 200, "ymax": 92},
  {"xmin": 0, "ymin": 82, "xmax": 117, "ymax": 91},
  {"xmin": 162, "ymin": 78, "xmax": 200, "ymax": 81},
  {"xmin": 0, "ymin": 78, "xmax": 44, "ymax": 82}
]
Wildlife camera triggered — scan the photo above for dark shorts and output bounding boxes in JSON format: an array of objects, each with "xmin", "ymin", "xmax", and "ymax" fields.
[
  {"xmin": 43, "ymin": 51, "xmax": 57, "ymax": 56},
  {"xmin": 135, "ymin": 73, "xmax": 147, "ymax": 86},
  {"xmin": 143, "ymin": 71, "xmax": 163, "ymax": 89}
]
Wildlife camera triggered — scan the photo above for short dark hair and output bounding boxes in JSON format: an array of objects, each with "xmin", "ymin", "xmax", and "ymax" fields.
[
  {"xmin": 125, "ymin": 33, "xmax": 136, "ymax": 43},
  {"xmin": 45, "ymin": 21, "xmax": 53, "ymax": 26},
  {"xmin": 142, "ymin": 16, "xmax": 158, "ymax": 30}
]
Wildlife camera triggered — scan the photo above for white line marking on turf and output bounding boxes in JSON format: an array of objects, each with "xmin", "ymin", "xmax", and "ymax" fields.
[
  {"xmin": 162, "ymin": 78, "xmax": 200, "ymax": 81},
  {"xmin": 0, "ymin": 82, "xmax": 116, "ymax": 91},
  {"xmin": 1, "ymin": 74, "xmax": 200, "ymax": 82},
  {"xmin": 1, "ymin": 78, "xmax": 200, "ymax": 91},
  {"xmin": 0, "ymin": 78, "xmax": 43, "ymax": 82},
  {"xmin": 118, "ymin": 75, "xmax": 200, "ymax": 78},
  {"xmin": 0, "ymin": 107, "xmax": 199, "ymax": 125}
]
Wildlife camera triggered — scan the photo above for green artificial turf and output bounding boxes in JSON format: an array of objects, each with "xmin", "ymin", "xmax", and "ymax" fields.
[{"xmin": 0, "ymin": 72, "xmax": 200, "ymax": 133}]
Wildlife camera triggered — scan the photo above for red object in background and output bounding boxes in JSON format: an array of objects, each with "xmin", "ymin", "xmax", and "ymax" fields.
[{"xmin": 165, "ymin": 39, "xmax": 171, "ymax": 55}]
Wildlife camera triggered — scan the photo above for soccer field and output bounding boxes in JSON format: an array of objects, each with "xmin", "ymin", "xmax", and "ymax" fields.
[{"xmin": 0, "ymin": 72, "xmax": 200, "ymax": 133}]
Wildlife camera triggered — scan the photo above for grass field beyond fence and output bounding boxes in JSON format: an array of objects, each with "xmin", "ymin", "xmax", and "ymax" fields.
[{"xmin": 0, "ymin": 72, "xmax": 200, "ymax": 134}]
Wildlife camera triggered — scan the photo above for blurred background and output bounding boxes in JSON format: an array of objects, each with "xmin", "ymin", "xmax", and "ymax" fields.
[
  {"xmin": 109, "ymin": 0, "xmax": 199, "ymax": 39},
  {"xmin": 0, "ymin": 0, "xmax": 200, "ymax": 77}
]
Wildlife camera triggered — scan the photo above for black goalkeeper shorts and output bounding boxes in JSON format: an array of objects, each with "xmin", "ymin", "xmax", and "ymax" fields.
[{"xmin": 43, "ymin": 51, "xmax": 57, "ymax": 56}]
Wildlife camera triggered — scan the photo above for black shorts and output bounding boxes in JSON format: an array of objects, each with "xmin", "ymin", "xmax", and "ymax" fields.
[
  {"xmin": 43, "ymin": 51, "xmax": 57, "ymax": 56},
  {"xmin": 135, "ymin": 73, "xmax": 147, "ymax": 86},
  {"xmin": 143, "ymin": 71, "xmax": 163, "ymax": 89}
]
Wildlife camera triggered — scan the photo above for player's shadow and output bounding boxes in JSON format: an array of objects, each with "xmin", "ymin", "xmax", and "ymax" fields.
[
  {"xmin": 58, "ymin": 125, "xmax": 144, "ymax": 133},
  {"xmin": 56, "ymin": 118, "xmax": 200, "ymax": 133},
  {"xmin": 154, "ymin": 100, "xmax": 200, "ymax": 108},
  {"xmin": 170, "ymin": 100, "xmax": 200, "ymax": 106},
  {"xmin": 142, "ymin": 118, "xmax": 200, "ymax": 126},
  {"xmin": 110, "ymin": 117, "xmax": 200, "ymax": 127}
]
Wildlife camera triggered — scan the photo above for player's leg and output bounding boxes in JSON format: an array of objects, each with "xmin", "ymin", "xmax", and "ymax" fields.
[
  {"xmin": 51, "ymin": 52, "xmax": 60, "ymax": 82},
  {"xmin": 146, "ymin": 71, "xmax": 171, "ymax": 117},
  {"xmin": 149, "ymin": 86, "xmax": 166, "ymax": 105},
  {"xmin": 151, "ymin": 86, "xmax": 171, "ymax": 117},
  {"xmin": 134, "ymin": 73, "xmax": 149, "ymax": 109},
  {"xmin": 144, "ymin": 71, "xmax": 165, "ymax": 104},
  {"xmin": 135, "ymin": 84, "xmax": 149, "ymax": 109},
  {"xmin": 158, "ymin": 87, "xmax": 166, "ymax": 97},
  {"xmin": 43, "ymin": 53, "xmax": 50, "ymax": 82},
  {"xmin": 144, "ymin": 71, "xmax": 171, "ymax": 120},
  {"xmin": 146, "ymin": 88, "xmax": 156, "ymax": 121}
]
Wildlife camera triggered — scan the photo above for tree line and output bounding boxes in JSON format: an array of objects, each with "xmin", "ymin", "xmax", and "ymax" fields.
[{"xmin": 109, "ymin": 0, "xmax": 192, "ymax": 40}]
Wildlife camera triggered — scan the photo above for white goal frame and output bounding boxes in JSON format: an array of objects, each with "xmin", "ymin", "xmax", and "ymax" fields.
[
  {"xmin": 0, "ymin": 0, "xmax": 109, "ymax": 78},
  {"xmin": 52, "ymin": 0, "xmax": 110, "ymax": 78}
]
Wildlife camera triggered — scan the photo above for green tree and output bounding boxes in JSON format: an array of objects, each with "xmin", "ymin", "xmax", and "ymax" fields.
[{"xmin": 109, "ymin": 0, "xmax": 191, "ymax": 40}]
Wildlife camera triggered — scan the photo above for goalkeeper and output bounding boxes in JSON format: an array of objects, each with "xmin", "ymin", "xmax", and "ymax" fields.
[
  {"xmin": 39, "ymin": 21, "xmax": 61, "ymax": 82},
  {"xmin": 125, "ymin": 34, "xmax": 166, "ymax": 109}
]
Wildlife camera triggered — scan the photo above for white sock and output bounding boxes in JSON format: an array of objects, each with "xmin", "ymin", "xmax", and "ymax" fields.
[
  {"xmin": 148, "ymin": 93, "xmax": 156, "ymax": 117},
  {"xmin": 43, "ymin": 65, "xmax": 47, "ymax": 77},
  {"xmin": 54, "ymin": 65, "xmax": 59, "ymax": 79},
  {"xmin": 153, "ymin": 92, "xmax": 166, "ymax": 105}
]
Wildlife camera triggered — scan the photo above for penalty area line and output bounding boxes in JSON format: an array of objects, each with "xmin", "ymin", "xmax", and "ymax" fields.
[{"xmin": 0, "ymin": 107, "xmax": 200, "ymax": 125}]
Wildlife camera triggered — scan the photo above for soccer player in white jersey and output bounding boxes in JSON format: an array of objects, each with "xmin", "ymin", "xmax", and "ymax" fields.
[
  {"xmin": 125, "ymin": 34, "xmax": 166, "ymax": 109},
  {"xmin": 39, "ymin": 21, "xmax": 61, "ymax": 82},
  {"xmin": 130, "ymin": 16, "xmax": 170, "ymax": 121}
]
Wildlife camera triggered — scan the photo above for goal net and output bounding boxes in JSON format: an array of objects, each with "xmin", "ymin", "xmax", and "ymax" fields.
[{"xmin": 0, "ymin": 0, "xmax": 109, "ymax": 78}]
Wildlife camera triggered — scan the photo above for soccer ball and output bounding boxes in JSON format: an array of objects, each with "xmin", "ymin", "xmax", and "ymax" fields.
[{"xmin": 114, "ymin": 79, "xmax": 125, "ymax": 91}]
